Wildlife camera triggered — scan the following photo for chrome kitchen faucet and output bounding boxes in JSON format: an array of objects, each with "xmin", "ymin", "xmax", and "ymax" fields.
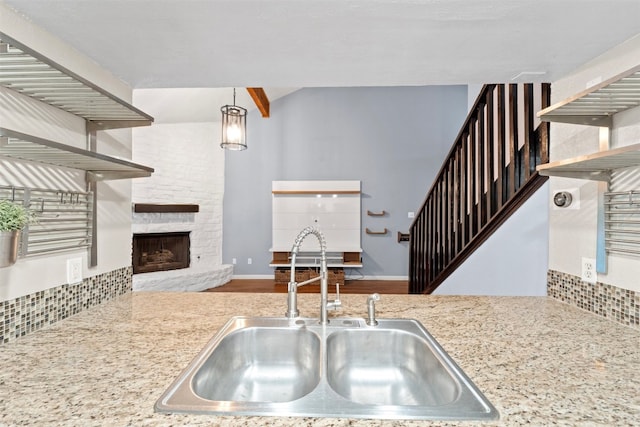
[{"xmin": 285, "ymin": 226, "xmax": 341, "ymax": 324}]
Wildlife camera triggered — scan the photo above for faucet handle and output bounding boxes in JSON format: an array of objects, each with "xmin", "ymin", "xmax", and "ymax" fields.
[{"xmin": 327, "ymin": 282, "xmax": 342, "ymax": 311}]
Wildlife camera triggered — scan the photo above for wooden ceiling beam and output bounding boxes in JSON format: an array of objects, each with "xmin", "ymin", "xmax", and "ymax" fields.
[{"xmin": 246, "ymin": 87, "xmax": 270, "ymax": 118}]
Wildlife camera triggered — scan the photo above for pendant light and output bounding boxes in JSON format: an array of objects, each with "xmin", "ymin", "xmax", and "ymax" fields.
[{"xmin": 220, "ymin": 88, "xmax": 247, "ymax": 150}]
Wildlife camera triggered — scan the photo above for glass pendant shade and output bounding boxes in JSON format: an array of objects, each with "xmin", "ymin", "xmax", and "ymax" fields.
[{"xmin": 220, "ymin": 89, "xmax": 247, "ymax": 150}]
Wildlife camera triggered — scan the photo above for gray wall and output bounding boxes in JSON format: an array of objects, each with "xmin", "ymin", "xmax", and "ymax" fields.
[
  {"xmin": 223, "ymin": 86, "xmax": 468, "ymax": 277},
  {"xmin": 434, "ymin": 183, "xmax": 549, "ymax": 296}
]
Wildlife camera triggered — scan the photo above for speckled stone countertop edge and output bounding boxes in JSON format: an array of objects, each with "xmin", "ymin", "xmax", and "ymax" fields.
[{"xmin": 0, "ymin": 292, "xmax": 638, "ymax": 426}]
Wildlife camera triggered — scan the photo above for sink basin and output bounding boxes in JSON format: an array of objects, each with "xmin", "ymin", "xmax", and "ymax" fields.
[
  {"xmin": 192, "ymin": 326, "xmax": 321, "ymax": 402},
  {"xmin": 156, "ymin": 317, "xmax": 499, "ymax": 421},
  {"xmin": 326, "ymin": 328, "xmax": 459, "ymax": 406}
]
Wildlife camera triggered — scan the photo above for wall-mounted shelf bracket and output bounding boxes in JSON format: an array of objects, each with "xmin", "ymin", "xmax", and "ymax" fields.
[
  {"xmin": 538, "ymin": 169, "xmax": 612, "ymax": 182},
  {"xmin": 86, "ymin": 120, "xmax": 154, "ymax": 132},
  {"xmin": 366, "ymin": 228, "xmax": 388, "ymax": 235},
  {"xmin": 397, "ymin": 232, "xmax": 410, "ymax": 242}
]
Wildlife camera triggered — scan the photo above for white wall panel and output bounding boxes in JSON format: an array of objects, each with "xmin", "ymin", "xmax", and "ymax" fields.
[
  {"xmin": 273, "ymin": 213, "xmax": 360, "ymax": 230},
  {"xmin": 272, "ymin": 180, "xmax": 361, "ymax": 192},
  {"xmin": 273, "ymin": 229, "xmax": 361, "ymax": 252},
  {"xmin": 272, "ymin": 180, "xmax": 361, "ymax": 251},
  {"xmin": 273, "ymin": 196, "xmax": 360, "ymax": 213}
]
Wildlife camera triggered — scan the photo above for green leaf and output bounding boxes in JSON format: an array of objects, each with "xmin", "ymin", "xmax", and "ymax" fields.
[{"xmin": 0, "ymin": 200, "xmax": 31, "ymax": 231}]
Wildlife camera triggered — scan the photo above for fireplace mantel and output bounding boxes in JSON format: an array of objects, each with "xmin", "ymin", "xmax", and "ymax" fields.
[{"xmin": 133, "ymin": 203, "xmax": 199, "ymax": 213}]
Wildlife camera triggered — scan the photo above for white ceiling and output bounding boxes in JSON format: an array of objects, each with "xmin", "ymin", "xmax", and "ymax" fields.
[{"xmin": 3, "ymin": 0, "xmax": 640, "ymax": 90}]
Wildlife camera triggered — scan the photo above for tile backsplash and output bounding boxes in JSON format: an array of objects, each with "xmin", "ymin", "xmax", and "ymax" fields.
[
  {"xmin": 547, "ymin": 269, "xmax": 639, "ymax": 329},
  {"xmin": 0, "ymin": 266, "xmax": 132, "ymax": 344},
  {"xmin": 4, "ymin": 267, "xmax": 636, "ymax": 343}
]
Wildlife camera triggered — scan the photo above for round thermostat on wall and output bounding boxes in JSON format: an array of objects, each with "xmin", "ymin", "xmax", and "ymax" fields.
[{"xmin": 553, "ymin": 191, "xmax": 573, "ymax": 208}]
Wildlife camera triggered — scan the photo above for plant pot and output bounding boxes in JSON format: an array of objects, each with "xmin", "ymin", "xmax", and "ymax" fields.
[{"xmin": 0, "ymin": 230, "xmax": 20, "ymax": 268}]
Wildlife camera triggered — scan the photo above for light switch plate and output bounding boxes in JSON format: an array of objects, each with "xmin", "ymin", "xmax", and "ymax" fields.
[{"xmin": 67, "ymin": 258, "xmax": 82, "ymax": 284}]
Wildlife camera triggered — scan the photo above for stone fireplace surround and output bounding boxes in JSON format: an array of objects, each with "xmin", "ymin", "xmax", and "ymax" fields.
[
  {"xmin": 131, "ymin": 210, "xmax": 232, "ymax": 291},
  {"xmin": 131, "ymin": 119, "xmax": 232, "ymax": 292}
]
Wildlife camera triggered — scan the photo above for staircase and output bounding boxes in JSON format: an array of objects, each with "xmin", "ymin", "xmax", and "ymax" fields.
[{"xmin": 409, "ymin": 83, "xmax": 550, "ymax": 294}]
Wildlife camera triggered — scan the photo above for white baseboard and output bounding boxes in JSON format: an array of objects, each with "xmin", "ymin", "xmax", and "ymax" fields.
[
  {"xmin": 353, "ymin": 275, "xmax": 408, "ymax": 281},
  {"xmin": 232, "ymin": 274, "xmax": 408, "ymax": 281},
  {"xmin": 232, "ymin": 274, "xmax": 276, "ymax": 280}
]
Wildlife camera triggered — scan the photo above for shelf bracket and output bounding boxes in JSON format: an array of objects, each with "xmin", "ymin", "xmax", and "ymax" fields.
[
  {"xmin": 539, "ymin": 114, "xmax": 612, "ymax": 127},
  {"xmin": 537, "ymin": 170, "xmax": 611, "ymax": 181},
  {"xmin": 86, "ymin": 120, "xmax": 154, "ymax": 132},
  {"xmin": 87, "ymin": 127, "xmax": 98, "ymax": 268},
  {"xmin": 366, "ymin": 228, "xmax": 388, "ymax": 235}
]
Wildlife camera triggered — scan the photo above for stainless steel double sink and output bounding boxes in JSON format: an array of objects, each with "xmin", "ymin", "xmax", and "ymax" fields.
[{"xmin": 156, "ymin": 316, "xmax": 498, "ymax": 421}]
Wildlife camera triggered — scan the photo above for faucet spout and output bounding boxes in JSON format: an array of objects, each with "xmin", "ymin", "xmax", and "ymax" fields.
[{"xmin": 285, "ymin": 226, "xmax": 338, "ymax": 325}]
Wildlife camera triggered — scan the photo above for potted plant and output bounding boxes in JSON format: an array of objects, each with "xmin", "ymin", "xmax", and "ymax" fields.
[{"xmin": 0, "ymin": 200, "xmax": 31, "ymax": 267}]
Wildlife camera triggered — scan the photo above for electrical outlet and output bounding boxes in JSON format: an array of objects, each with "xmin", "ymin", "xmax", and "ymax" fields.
[
  {"xmin": 232, "ymin": 258, "xmax": 237, "ymax": 265},
  {"xmin": 247, "ymin": 258, "xmax": 252, "ymax": 265},
  {"xmin": 581, "ymin": 257, "xmax": 597, "ymax": 284},
  {"xmin": 408, "ymin": 212, "xmax": 415, "ymax": 219},
  {"xmin": 67, "ymin": 258, "xmax": 82, "ymax": 284}
]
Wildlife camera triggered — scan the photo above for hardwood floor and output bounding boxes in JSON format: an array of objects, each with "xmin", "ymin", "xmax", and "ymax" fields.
[{"xmin": 204, "ymin": 279, "xmax": 408, "ymax": 294}]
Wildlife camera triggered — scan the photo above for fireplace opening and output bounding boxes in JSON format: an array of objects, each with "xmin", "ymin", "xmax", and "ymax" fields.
[{"xmin": 132, "ymin": 232, "xmax": 190, "ymax": 274}]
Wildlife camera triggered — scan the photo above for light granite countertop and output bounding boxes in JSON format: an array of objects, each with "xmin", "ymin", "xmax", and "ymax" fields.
[{"xmin": 0, "ymin": 291, "xmax": 639, "ymax": 426}]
